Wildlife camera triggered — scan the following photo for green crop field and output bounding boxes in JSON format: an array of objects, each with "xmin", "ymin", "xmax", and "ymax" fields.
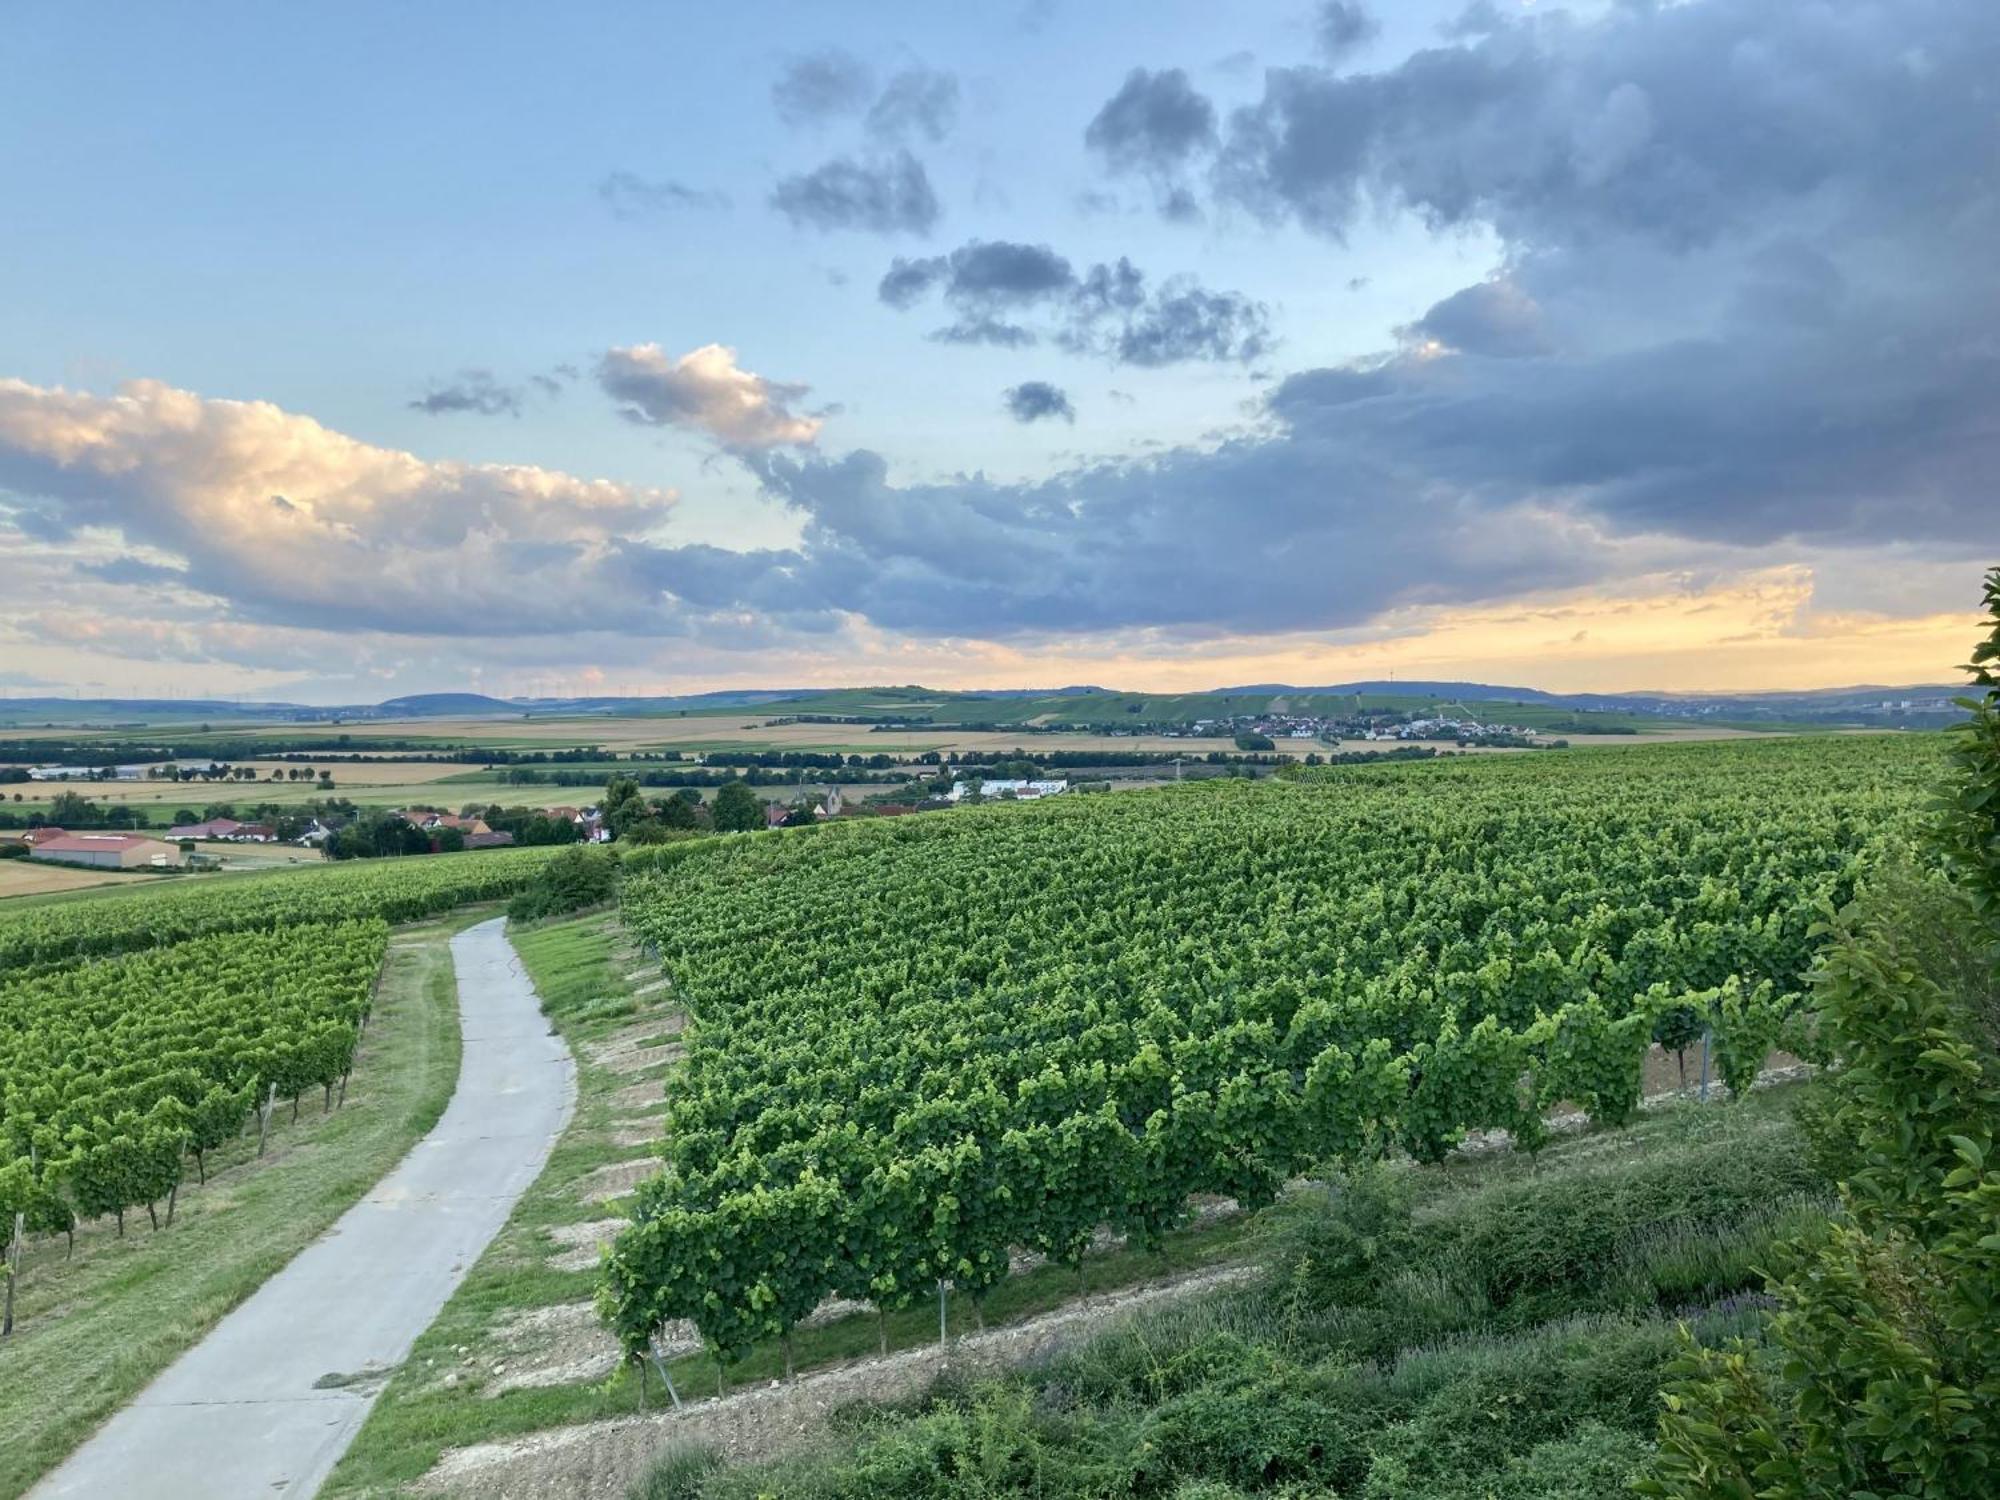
[{"xmin": 599, "ymin": 734, "xmax": 1936, "ymax": 1366}]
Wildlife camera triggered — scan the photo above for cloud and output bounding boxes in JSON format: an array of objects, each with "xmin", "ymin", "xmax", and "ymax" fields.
[
  {"xmin": 930, "ymin": 317, "xmax": 1037, "ymax": 349},
  {"xmin": 1104, "ymin": 280, "xmax": 1271, "ymax": 367},
  {"xmin": 1216, "ymin": 0, "xmax": 1991, "ymax": 249},
  {"xmin": 771, "ymin": 150, "xmax": 941, "ymax": 235},
  {"xmin": 1085, "ymin": 67, "xmax": 1217, "ymax": 174},
  {"xmin": 866, "ymin": 68, "xmax": 960, "ymax": 144},
  {"xmin": 771, "ymin": 48, "xmax": 875, "ymax": 128},
  {"xmin": 597, "ymin": 171, "xmax": 729, "ymax": 219},
  {"xmin": 1085, "ymin": 67, "xmax": 1220, "ymax": 220},
  {"xmin": 878, "ymin": 239, "xmax": 1270, "ymax": 365},
  {"xmin": 595, "ymin": 344, "xmax": 822, "ymax": 448},
  {"xmin": 0, "ymin": 377, "xmax": 700, "ymax": 642},
  {"xmin": 77, "ymin": 556, "xmax": 193, "ymax": 588},
  {"xmin": 1313, "ymin": 2, "xmax": 1377, "ymax": 62},
  {"xmin": 408, "ymin": 370, "xmax": 525, "ymax": 418},
  {"xmin": 1399, "ymin": 277, "xmax": 1550, "ymax": 358},
  {"xmin": 1003, "ymin": 381, "xmax": 1075, "ymax": 424},
  {"xmin": 12, "ymin": 4, "xmax": 1993, "ymax": 689}
]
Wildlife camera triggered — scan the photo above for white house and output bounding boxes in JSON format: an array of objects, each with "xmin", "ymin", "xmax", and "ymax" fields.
[{"xmin": 947, "ymin": 778, "xmax": 1069, "ymax": 803}]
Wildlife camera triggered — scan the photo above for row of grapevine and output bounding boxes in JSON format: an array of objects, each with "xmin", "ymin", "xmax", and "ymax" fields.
[
  {"xmin": 0, "ymin": 921, "xmax": 386, "ymax": 1241},
  {"xmin": 0, "ymin": 844, "xmax": 559, "ymax": 972},
  {"xmin": 601, "ymin": 736, "xmax": 1937, "ymax": 1364}
]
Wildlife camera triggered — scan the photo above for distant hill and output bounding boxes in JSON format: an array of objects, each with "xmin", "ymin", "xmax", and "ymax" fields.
[
  {"xmin": 0, "ymin": 679, "xmax": 1971, "ymax": 732},
  {"xmin": 374, "ymin": 693, "xmax": 520, "ymax": 715}
]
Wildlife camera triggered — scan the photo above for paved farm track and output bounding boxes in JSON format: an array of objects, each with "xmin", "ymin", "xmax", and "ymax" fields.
[{"xmin": 31, "ymin": 918, "xmax": 575, "ymax": 1500}]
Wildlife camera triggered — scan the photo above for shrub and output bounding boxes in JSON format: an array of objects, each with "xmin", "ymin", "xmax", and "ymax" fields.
[{"xmin": 506, "ymin": 845, "xmax": 617, "ymax": 923}]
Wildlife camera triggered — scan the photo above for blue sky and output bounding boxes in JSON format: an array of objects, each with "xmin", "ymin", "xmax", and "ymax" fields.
[{"xmin": 2, "ymin": 1, "xmax": 1994, "ymax": 700}]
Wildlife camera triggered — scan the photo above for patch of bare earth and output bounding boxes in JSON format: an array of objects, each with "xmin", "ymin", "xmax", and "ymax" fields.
[
  {"xmin": 1007, "ymin": 1195, "xmax": 1240, "ymax": 1275},
  {"xmin": 546, "ymin": 1219, "xmax": 628, "ymax": 1274},
  {"xmin": 1455, "ymin": 1053, "xmax": 1815, "ymax": 1159},
  {"xmin": 608, "ymin": 1079, "xmax": 664, "ymax": 1113},
  {"xmin": 574, "ymin": 1158, "xmax": 659, "ymax": 1207},
  {"xmin": 479, "ymin": 1303, "xmax": 635, "ymax": 1396},
  {"xmin": 607, "ymin": 1122, "xmax": 661, "ymax": 1149},
  {"xmin": 416, "ymin": 1264, "xmax": 1256, "ymax": 1499}
]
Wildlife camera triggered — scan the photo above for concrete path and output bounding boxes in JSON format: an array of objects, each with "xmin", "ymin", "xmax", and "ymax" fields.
[{"xmin": 32, "ymin": 918, "xmax": 576, "ymax": 1500}]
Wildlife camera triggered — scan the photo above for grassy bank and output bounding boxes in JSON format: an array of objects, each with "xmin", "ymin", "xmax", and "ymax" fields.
[
  {"xmin": 0, "ymin": 912, "xmax": 470, "ymax": 1500},
  {"xmin": 634, "ymin": 1086, "xmax": 1824, "ymax": 1500}
]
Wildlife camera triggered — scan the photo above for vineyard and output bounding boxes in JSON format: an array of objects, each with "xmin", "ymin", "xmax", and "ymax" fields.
[
  {"xmin": 0, "ymin": 847, "xmax": 558, "ymax": 1270},
  {"xmin": 602, "ymin": 735, "xmax": 1939, "ymax": 1366},
  {"xmin": 0, "ymin": 844, "xmax": 559, "ymax": 972}
]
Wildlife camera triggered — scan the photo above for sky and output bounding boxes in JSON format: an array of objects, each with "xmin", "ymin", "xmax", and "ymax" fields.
[{"xmin": 1, "ymin": 0, "xmax": 1995, "ymax": 703}]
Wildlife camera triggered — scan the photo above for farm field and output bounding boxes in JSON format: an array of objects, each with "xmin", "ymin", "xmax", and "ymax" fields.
[
  {"xmin": 0, "ymin": 860, "xmax": 140, "ymax": 899},
  {"xmin": 233, "ymin": 711, "xmax": 1784, "ymax": 759}
]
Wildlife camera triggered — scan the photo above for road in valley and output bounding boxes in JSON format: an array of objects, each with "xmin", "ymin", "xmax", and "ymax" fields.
[{"xmin": 31, "ymin": 917, "xmax": 575, "ymax": 1500}]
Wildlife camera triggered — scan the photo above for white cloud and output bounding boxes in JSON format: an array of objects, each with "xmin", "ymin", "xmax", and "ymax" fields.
[{"xmin": 596, "ymin": 343, "xmax": 823, "ymax": 448}]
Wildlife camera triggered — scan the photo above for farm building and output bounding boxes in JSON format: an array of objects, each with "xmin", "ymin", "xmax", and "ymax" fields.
[
  {"xmin": 28, "ymin": 833, "xmax": 184, "ymax": 869},
  {"xmin": 946, "ymin": 778, "xmax": 1069, "ymax": 803},
  {"xmin": 164, "ymin": 817, "xmax": 277, "ymax": 842}
]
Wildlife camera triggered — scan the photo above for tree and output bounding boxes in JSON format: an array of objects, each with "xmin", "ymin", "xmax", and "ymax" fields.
[
  {"xmin": 1235, "ymin": 732, "xmax": 1275, "ymax": 751},
  {"xmin": 601, "ymin": 776, "xmax": 650, "ymax": 839},
  {"xmin": 46, "ymin": 791, "xmax": 98, "ymax": 826},
  {"xmin": 711, "ymin": 780, "xmax": 763, "ymax": 833},
  {"xmin": 653, "ymin": 793, "xmax": 699, "ymax": 831},
  {"xmin": 1643, "ymin": 565, "xmax": 2000, "ymax": 1498}
]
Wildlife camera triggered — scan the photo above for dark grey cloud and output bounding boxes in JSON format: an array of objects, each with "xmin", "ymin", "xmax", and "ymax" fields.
[
  {"xmin": 878, "ymin": 239, "xmax": 1269, "ymax": 366},
  {"xmin": 1217, "ymin": 0, "xmax": 1990, "ymax": 249},
  {"xmin": 1400, "ymin": 278, "xmax": 1550, "ymax": 358},
  {"xmin": 724, "ymin": 438, "xmax": 1603, "ymax": 639},
  {"xmin": 597, "ymin": 171, "xmax": 729, "ymax": 219},
  {"xmin": 879, "ymin": 240, "xmax": 1074, "ymax": 310},
  {"xmin": 1003, "ymin": 381, "xmax": 1075, "ymax": 424},
  {"xmin": 408, "ymin": 370, "xmax": 523, "ymax": 418},
  {"xmin": 1104, "ymin": 281, "xmax": 1271, "ymax": 367},
  {"xmin": 1085, "ymin": 68, "xmax": 1217, "ymax": 174},
  {"xmin": 930, "ymin": 317, "xmax": 1037, "ymax": 349},
  {"xmin": 771, "ymin": 150, "xmax": 940, "ymax": 235},
  {"xmin": 646, "ymin": 1, "xmax": 1998, "ymax": 640},
  {"xmin": 771, "ymin": 49, "xmax": 875, "ymax": 128},
  {"xmin": 1314, "ymin": 2, "xmax": 1377, "ymax": 62},
  {"xmin": 866, "ymin": 68, "xmax": 960, "ymax": 144}
]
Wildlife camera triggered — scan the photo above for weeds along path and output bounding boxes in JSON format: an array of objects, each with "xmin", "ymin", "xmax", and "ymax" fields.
[
  {"xmin": 418, "ymin": 1262, "xmax": 1259, "ymax": 1500},
  {"xmin": 29, "ymin": 918, "xmax": 575, "ymax": 1500}
]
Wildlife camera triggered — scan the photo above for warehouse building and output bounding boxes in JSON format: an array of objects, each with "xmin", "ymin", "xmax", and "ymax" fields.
[{"xmin": 27, "ymin": 833, "xmax": 184, "ymax": 869}]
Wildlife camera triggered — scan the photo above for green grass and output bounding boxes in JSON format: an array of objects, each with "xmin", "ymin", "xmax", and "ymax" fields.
[{"xmin": 0, "ymin": 911, "xmax": 474, "ymax": 1500}]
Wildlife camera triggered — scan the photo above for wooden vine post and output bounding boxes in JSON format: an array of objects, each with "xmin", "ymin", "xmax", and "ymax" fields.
[
  {"xmin": 3, "ymin": 1211, "xmax": 23, "ymax": 1338},
  {"xmin": 256, "ymin": 1082, "xmax": 278, "ymax": 1157}
]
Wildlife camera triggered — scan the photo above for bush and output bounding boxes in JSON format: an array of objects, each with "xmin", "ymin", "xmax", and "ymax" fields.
[{"xmin": 506, "ymin": 845, "xmax": 618, "ymax": 923}]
